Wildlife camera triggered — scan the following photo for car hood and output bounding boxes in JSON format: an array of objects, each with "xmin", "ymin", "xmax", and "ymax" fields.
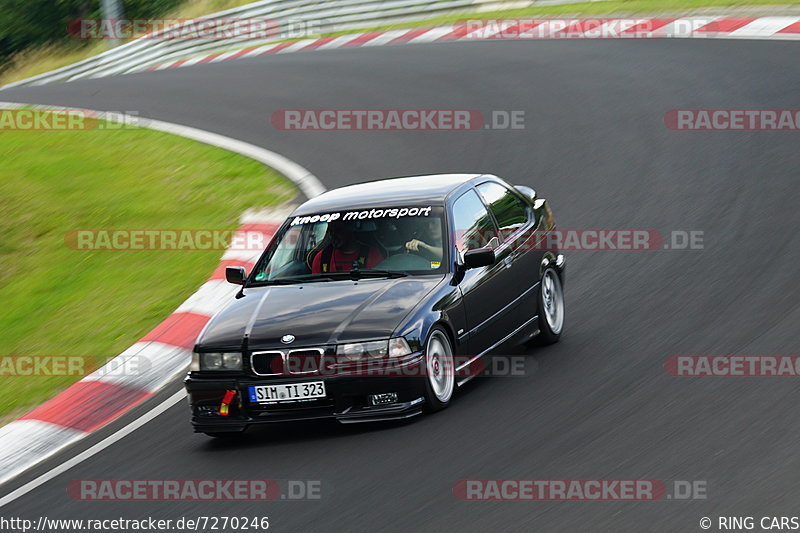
[{"xmin": 196, "ymin": 276, "xmax": 444, "ymax": 351}]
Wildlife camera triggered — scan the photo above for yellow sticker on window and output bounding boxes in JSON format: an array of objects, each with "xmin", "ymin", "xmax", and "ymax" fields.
[{"xmin": 430, "ymin": 261, "xmax": 441, "ymax": 269}]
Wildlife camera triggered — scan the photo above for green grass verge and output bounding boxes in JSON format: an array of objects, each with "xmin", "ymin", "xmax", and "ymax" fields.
[{"xmin": 0, "ymin": 113, "xmax": 295, "ymax": 423}]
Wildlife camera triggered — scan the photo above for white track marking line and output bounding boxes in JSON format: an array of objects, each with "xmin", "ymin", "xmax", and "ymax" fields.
[
  {"xmin": 0, "ymin": 102, "xmax": 324, "ymax": 199},
  {"xmin": 0, "ymin": 101, "xmax": 326, "ymax": 491},
  {"xmin": 0, "ymin": 389, "xmax": 186, "ymax": 509},
  {"xmin": 124, "ymin": 115, "xmax": 325, "ymax": 198}
]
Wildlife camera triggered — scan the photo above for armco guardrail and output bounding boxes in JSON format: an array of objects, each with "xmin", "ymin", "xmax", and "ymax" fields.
[{"xmin": 2, "ymin": 0, "xmax": 548, "ymax": 89}]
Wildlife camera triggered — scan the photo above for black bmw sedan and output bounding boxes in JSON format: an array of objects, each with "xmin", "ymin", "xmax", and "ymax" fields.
[{"xmin": 185, "ymin": 173, "xmax": 565, "ymax": 436}]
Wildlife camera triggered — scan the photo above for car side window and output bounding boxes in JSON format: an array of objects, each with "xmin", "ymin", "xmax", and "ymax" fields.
[
  {"xmin": 476, "ymin": 182, "xmax": 530, "ymax": 240},
  {"xmin": 263, "ymin": 225, "xmax": 301, "ymax": 274},
  {"xmin": 451, "ymin": 189, "xmax": 498, "ymax": 255}
]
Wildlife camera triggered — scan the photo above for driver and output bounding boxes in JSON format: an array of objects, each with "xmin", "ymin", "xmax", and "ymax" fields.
[
  {"xmin": 311, "ymin": 220, "xmax": 384, "ymax": 273},
  {"xmin": 404, "ymin": 217, "xmax": 443, "ymax": 262}
]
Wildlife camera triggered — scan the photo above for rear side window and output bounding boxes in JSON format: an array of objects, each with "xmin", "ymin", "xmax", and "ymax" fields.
[
  {"xmin": 451, "ymin": 189, "xmax": 498, "ymax": 253},
  {"xmin": 476, "ymin": 182, "xmax": 529, "ymax": 236}
]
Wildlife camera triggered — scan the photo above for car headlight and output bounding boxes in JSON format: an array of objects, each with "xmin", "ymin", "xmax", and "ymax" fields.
[
  {"xmin": 337, "ymin": 341, "xmax": 387, "ymax": 362},
  {"xmin": 388, "ymin": 337, "xmax": 412, "ymax": 357},
  {"xmin": 336, "ymin": 338, "xmax": 411, "ymax": 362},
  {"xmin": 191, "ymin": 352, "xmax": 243, "ymax": 371}
]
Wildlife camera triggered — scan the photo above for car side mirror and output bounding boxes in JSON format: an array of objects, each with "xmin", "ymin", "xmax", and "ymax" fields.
[
  {"xmin": 463, "ymin": 247, "xmax": 496, "ymax": 269},
  {"xmin": 226, "ymin": 266, "xmax": 246, "ymax": 285},
  {"xmin": 515, "ymin": 185, "xmax": 536, "ymax": 202}
]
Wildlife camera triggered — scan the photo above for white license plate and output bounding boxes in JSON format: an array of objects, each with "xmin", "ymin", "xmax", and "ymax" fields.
[{"xmin": 248, "ymin": 381, "xmax": 326, "ymax": 403}]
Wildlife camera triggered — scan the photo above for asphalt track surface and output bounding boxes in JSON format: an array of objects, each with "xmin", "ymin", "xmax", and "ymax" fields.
[{"xmin": 3, "ymin": 39, "xmax": 800, "ymax": 532}]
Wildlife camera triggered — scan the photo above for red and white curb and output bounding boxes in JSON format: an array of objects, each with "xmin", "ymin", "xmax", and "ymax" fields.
[
  {"xmin": 0, "ymin": 207, "xmax": 295, "ymax": 486},
  {"xmin": 0, "ymin": 103, "xmax": 320, "ymax": 487},
  {"xmin": 143, "ymin": 16, "xmax": 800, "ymax": 74}
]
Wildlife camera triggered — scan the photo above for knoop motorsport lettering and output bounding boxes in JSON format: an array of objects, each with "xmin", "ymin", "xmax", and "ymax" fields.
[{"xmin": 290, "ymin": 206, "xmax": 433, "ymax": 226}]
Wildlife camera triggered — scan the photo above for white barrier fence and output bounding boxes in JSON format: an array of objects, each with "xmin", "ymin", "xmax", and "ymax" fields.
[{"xmin": 3, "ymin": 0, "xmax": 551, "ymax": 88}]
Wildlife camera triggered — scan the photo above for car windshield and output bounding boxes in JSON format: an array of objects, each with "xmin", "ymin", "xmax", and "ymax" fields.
[{"xmin": 249, "ymin": 205, "xmax": 447, "ymax": 284}]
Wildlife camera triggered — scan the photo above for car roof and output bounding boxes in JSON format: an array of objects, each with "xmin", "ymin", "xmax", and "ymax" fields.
[{"xmin": 291, "ymin": 173, "xmax": 487, "ymax": 215}]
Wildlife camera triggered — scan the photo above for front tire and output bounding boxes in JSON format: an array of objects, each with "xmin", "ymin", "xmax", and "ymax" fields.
[
  {"xmin": 535, "ymin": 266, "xmax": 565, "ymax": 345},
  {"xmin": 422, "ymin": 327, "xmax": 455, "ymax": 412}
]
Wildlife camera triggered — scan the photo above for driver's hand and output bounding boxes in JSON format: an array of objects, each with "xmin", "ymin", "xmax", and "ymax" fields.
[{"xmin": 405, "ymin": 239, "xmax": 423, "ymax": 253}]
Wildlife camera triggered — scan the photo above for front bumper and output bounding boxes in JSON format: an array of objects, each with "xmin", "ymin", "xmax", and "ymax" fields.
[{"xmin": 185, "ymin": 353, "xmax": 427, "ymax": 433}]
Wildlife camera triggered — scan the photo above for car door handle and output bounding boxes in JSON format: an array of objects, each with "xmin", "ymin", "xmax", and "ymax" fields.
[{"xmin": 503, "ymin": 256, "xmax": 513, "ymax": 269}]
